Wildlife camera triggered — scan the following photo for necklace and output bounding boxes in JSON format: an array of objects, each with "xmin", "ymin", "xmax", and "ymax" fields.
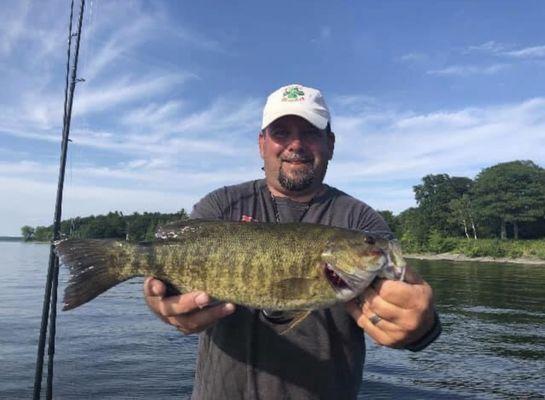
[
  {"xmin": 267, "ymin": 184, "xmax": 328, "ymax": 223},
  {"xmin": 270, "ymin": 193, "xmax": 282, "ymax": 223}
]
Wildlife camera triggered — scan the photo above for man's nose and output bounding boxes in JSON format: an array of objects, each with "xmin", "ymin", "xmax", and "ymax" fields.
[{"xmin": 286, "ymin": 132, "xmax": 305, "ymax": 149}]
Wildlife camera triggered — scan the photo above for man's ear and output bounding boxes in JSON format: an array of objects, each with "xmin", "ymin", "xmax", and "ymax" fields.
[
  {"xmin": 258, "ymin": 131, "xmax": 265, "ymax": 159},
  {"xmin": 327, "ymin": 131, "xmax": 335, "ymax": 160}
]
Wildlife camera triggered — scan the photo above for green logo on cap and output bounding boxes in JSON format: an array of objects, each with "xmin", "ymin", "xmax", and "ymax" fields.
[{"xmin": 282, "ymin": 86, "xmax": 305, "ymax": 101}]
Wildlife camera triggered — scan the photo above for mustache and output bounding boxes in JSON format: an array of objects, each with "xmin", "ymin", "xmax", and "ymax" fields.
[{"xmin": 280, "ymin": 154, "xmax": 313, "ymax": 163}]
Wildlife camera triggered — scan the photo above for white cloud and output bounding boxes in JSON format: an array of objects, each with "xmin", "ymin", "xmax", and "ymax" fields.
[
  {"xmin": 394, "ymin": 110, "xmax": 478, "ymax": 130},
  {"xmin": 329, "ymin": 97, "xmax": 545, "ymax": 192},
  {"xmin": 81, "ymin": 15, "xmax": 155, "ymax": 82},
  {"xmin": 0, "ymin": 93, "xmax": 260, "ymax": 160},
  {"xmin": 120, "ymin": 101, "xmax": 185, "ymax": 128},
  {"xmin": 464, "ymin": 41, "xmax": 545, "ymax": 59},
  {"xmin": 68, "ymin": 127, "xmax": 247, "ymax": 157},
  {"xmin": 74, "ymin": 72, "xmax": 194, "ymax": 116},
  {"xmin": 399, "ymin": 52, "xmax": 429, "ymax": 63},
  {"xmin": 0, "ymin": 0, "xmax": 30, "ymax": 56},
  {"xmin": 172, "ymin": 97, "xmax": 261, "ymax": 135},
  {"xmin": 163, "ymin": 24, "xmax": 226, "ymax": 54},
  {"xmin": 427, "ymin": 64, "xmax": 508, "ymax": 76},
  {"xmin": 311, "ymin": 26, "xmax": 332, "ymax": 44},
  {"xmin": 503, "ymin": 45, "xmax": 545, "ymax": 59},
  {"xmin": 465, "ymin": 41, "xmax": 507, "ymax": 54}
]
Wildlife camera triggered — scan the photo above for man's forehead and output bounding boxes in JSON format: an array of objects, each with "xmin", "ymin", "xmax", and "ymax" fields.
[{"xmin": 266, "ymin": 115, "xmax": 322, "ymax": 131}]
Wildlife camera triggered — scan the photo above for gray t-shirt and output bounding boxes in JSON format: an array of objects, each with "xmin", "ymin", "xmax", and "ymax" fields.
[{"xmin": 189, "ymin": 179, "xmax": 390, "ymax": 400}]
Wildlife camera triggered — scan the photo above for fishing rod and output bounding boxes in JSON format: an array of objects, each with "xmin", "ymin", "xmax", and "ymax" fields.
[{"xmin": 32, "ymin": 0, "xmax": 86, "ymax": 399}]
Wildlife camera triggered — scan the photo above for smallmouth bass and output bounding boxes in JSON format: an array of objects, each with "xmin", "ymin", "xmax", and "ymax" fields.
[{"xmin": 55, "ymin": 219, "xmax": 406, "ymax": 312}]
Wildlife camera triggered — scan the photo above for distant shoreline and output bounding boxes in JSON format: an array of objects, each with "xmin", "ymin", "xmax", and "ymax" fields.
[
  {"xmin": 406, "ymin": 253, "xmax": 545, "ymax": 266},
  {"xmin": 0, "ymin": 237, "xmax": 23, "ymax": 242}
]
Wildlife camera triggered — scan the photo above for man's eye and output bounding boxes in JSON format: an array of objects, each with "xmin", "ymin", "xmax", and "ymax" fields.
[
  {"xmin": 271, "ymin": 131, "xmax": 288, "ymax": 138},
  {"xmin": 303, "ymin": 130, "xmax": 321, "ymax": 138}
]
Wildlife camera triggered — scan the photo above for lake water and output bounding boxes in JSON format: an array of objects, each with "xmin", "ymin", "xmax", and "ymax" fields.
[{"xmin": 1, "ymin": 242, "xmax": 544, "ymax": 399}]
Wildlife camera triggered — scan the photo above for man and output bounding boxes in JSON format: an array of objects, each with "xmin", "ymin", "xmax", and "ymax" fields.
[{"xmin": 144, "ymin": 84, "xmax": 441, "ymax": 399}]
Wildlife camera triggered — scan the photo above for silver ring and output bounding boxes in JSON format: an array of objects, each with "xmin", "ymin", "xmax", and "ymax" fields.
[{"xmin": 369, "ymin": 314, "xmax": 382, "ymax": 325}]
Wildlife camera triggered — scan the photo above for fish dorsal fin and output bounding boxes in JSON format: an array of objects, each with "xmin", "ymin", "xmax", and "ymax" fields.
[{"xmin": 155, "ymin": 219, "xmax": 218, "ymax": 240}]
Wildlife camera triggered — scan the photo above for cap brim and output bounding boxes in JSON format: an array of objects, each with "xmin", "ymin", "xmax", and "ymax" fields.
[{"xmin": 261, "ymin": 109, "xmax": 329, "ymax": 130}]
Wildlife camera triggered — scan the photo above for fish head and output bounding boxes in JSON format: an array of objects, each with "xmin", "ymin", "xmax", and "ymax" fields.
[{"xmin": 320, "ymin": 233, "xmax": 406, "ymax": 302}]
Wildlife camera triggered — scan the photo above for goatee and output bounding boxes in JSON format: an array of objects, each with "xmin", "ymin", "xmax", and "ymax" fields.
[{"xmin": 278, "ymin": 163, "xmax": 314, "ymax": 192}]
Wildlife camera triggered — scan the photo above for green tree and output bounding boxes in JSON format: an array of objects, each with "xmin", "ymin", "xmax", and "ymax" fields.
[
  {"xmin": 448, "ymin": 194, "xmax": 478, "ymax": 239},
  {"xmin": 413, "ymin": 174, "xmax": 473, "ymax": 236},
  {"xmin": 21, "ymin": 225, "xmax": 35, "ymax": 241},
  {"xmin": 34, "ymin": 226, "xmax": 53, "ymax": 241},
  {"xmin": 397, "ymin": 207, "xmax": 429, "ymax": 252},
  {"xmin": 472, "ymin": 160, "xmax": 545, "ymax": 239},
  {"xmin": 22, "ymin": 208, "xmax": 190, "ymax": 242},
  {"xmin": 175, "ymin": 209, "xmax": 189, "ymax": 220},
  {"xmin": 377, "ymin": 210, "xmax": 400, "ymax": 238}
]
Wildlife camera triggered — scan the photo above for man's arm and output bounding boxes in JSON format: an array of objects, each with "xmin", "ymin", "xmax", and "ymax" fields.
[
  {"xmin": 143, "ymin": 190, "xmax": 236, "ymax": 334},
  {"xmin": 348, "ymin": 206, "xmax": 441, "ymax": 350}
]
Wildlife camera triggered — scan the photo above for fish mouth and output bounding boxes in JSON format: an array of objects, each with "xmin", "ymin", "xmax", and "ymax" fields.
[
  {"xmin": 324, "ymin": 263, "xmax": 350, "ymax": 290},
  {"xmin": 323, "ymin": 262, "xmax": 361, "ymax": 301},
  {"xmin": 323, "ymin": 255, "xmax": 386, "ymax": 301}
]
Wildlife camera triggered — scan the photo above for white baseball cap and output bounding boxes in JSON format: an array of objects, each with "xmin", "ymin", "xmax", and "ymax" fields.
[{"xmin": 261, "ymin": 84, "xmax": 330, "ymax": 130}]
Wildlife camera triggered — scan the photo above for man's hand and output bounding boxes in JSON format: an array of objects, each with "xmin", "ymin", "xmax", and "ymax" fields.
[
  {"xmin": 345, "ymin": 265, "xmax": 436, "ymax": 348},
  {"xmin": 143, "ymin": 277, "xmax": 236, "ymax": 335}
]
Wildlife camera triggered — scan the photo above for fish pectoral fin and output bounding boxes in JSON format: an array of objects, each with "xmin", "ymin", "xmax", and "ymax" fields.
[{"xmin": 279, "ymin": 310, "xmax": 312, "ymax": 335}]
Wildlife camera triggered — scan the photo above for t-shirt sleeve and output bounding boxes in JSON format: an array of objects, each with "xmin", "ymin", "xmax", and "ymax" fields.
[
  {"xmin": 190, "ymin": 189, "xmax": 225, "ymax": 220},
  {"xmin": 354, "ymin": 206, "xmax": 393, "ymax": 238}
]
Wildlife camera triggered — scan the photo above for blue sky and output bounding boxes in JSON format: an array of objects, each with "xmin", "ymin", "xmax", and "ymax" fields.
[{"xmin": 1, "ymin": 0, "xmax": 545, "ymax": 235}]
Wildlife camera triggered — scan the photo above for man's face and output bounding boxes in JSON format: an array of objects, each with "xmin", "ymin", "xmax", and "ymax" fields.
[{"xmin": 259, "ymin": 115, "xmax": 335, "ymax": 195}]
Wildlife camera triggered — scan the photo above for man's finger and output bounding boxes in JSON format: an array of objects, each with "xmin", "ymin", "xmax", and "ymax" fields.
[
  {"xmin": 345, "ymin": 300, "xmax": 398, "ymax": 346},
  {"xmin": 169, "ymin": 302, "xmax": 236, "ymax": 334},
  {"xmin": 372, "ymin": 278, "xmax": 431, "ymax": 309},
  {"xmin": 362, "ymin": 286, "xmax": 408, "ymax": 322},
  {"xmin": 346, "ymin": 299, "xmax": 397, "ymax": 334},
  {"xmin": 361, "ymin": 303, "xmax": 400, "ymax": 333},
  {"xmin": 154, "ymin": 291, "xmax": 214, "ymax": 317},
  {"xmin": 143, "ymin": 277, "xmax": 166, "ymax": 298}
]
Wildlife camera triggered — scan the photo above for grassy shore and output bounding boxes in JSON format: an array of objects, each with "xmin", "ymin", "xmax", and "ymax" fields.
[
  {"xmin": 405, "ymin": 253, "xmax": 545, "ymax": 266},
  {"xmin": 402, "ymin": 237, "xmax": 545, "ymax": 265}
]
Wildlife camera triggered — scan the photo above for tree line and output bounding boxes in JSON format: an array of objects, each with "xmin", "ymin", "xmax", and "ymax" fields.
[
  {"xmin": 378, "ymin": 160, "xmax": 545, "ymax": 253},
  {"xmin": 21, "ymin": 210, "xmax": 189, "ymax": 242}
]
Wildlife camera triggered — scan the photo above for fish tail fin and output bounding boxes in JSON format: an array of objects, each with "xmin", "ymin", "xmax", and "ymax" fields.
[{"xmin": 55, "ymin": 239, "xmax": 148, "ymax": 310}]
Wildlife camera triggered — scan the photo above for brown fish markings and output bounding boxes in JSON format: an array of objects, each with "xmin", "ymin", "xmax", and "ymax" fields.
[{"xmin": 55, "ymin": 219, "xmax": 406, "ymax": 312}]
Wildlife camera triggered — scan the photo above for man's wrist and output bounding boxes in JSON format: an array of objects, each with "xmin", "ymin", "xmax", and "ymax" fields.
[{"xmin": 403, "ymin": 311, "xmax": 441, "ymax": 352}]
